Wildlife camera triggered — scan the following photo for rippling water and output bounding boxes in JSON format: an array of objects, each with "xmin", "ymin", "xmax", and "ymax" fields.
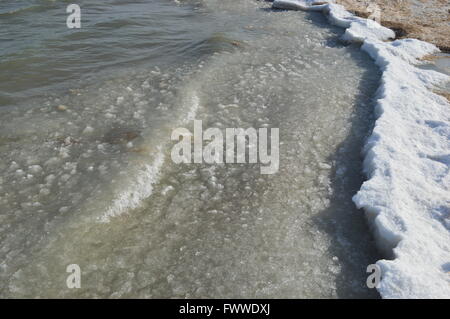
[
  {"xmin": 0, "ymin": 0, "xmax": 382, "ymax": 298},
  {"xmin": 1, "ymin": 0, "xmax": 224, "ymax": 105}
]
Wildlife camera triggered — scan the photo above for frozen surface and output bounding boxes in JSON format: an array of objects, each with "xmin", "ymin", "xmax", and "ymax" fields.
[
  {"xmin": 273, "ymin": 0, "xmax": 450, "ymax": 298},
  {"xmin": 0, "ymin": 0, "xmax": 381, "ymax": 298}
]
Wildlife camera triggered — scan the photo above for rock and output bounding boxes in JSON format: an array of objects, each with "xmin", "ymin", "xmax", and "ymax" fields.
[
  {"xmin": 56, "ymin": 105, "xmax": 68, "ymax": 111},
  {"xmin": 103, "ymin": 128, "xmax": 140, "ymax": 145}
]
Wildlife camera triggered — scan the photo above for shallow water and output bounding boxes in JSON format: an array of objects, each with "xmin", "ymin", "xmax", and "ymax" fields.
[{"xmin": 0, "ymin": 0, "xmax": 381, "ymax": 298}]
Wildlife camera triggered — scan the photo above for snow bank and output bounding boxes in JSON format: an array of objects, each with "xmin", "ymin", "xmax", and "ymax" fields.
[{"xmin": 273, "ymin": 0, "xmax": 450, "ymax": 298}]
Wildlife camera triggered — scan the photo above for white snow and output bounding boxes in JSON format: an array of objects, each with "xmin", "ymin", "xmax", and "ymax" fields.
[{"xmin": 273, "ymin": 0, "xmax": 450, "ymax": 298}]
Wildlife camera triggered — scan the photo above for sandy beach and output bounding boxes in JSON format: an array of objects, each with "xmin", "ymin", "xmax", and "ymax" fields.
[{"xmin": 335, "ymin": 0, "xmax": 450, "ymax": 51}]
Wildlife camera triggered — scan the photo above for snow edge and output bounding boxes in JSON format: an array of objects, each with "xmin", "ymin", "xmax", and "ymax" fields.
[{"xmin": 273, "ymin": 0, "xmax": 450, "ymax": 298}]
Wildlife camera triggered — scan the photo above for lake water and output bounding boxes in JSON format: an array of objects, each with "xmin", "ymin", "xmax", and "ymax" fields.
[{"xmin": 0, "ymin": 0, "xmax": 382, "ymax": 298}]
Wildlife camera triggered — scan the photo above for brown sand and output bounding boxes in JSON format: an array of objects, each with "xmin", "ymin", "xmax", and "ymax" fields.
[
  {"xmin": 334, "ymin": 0, "xmax": 450, "ymax": 52},
  {"xmin": 434, "ymin": 90, "xmax": 450, "ymax": 102}
]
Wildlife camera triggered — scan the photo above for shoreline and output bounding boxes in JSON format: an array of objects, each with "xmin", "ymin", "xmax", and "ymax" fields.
[
  {"xmin": 335, "ymin": 0, "xmax": 450, "ymax": 53},
  {"xmin": 334, "ymin": 0, "xmax": 450, "ymax": 102},
  {"xmin": 272, "ymin": 0, "xmax": 450, "ymax": 298}
]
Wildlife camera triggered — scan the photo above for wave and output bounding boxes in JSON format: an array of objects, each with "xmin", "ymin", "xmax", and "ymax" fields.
[
  {"xmin": 98, "ymin": 90, "xmax": 201, "ymax": 223},
  {"xmin": 0, "ymin": 4, "xmax": 43, "ymax": 17}
]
